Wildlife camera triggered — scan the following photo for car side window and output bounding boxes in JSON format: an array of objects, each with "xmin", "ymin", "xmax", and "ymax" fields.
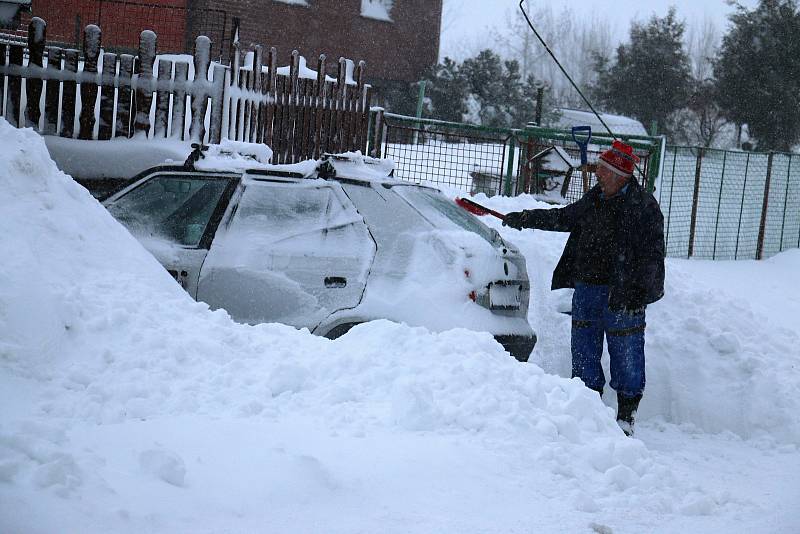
[{"xmin": 107, "ymin": 174, "xmax": 231, "ymax": 248}]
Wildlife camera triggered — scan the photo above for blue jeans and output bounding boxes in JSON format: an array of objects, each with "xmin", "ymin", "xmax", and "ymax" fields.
[{"xmin": 571, "ymin": 283, "xmax": 646, "ymax": 397}]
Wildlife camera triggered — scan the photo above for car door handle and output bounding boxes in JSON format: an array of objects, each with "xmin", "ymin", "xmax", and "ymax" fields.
[{"xmin": 324, "ymin": 276, "xmax": 347, "ymax": 288}]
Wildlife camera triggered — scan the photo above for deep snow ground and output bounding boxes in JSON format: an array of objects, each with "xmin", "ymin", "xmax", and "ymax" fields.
[{"xmin": 1, "ymin": 120, "xmax": 799, "ymax": 533}]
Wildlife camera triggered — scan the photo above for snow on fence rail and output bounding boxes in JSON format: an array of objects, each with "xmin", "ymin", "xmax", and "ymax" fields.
[{"xmin": 0, "ymin": 17, "xmax": 373, "ymax": 163}]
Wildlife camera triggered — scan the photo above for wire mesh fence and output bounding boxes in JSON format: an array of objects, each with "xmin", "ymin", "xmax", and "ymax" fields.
[
  {"xmin": 658, "ymin": 147, "xmax": 800, "ymax": 260},
  {"xmin": 379, "ymin": 114, "xmax": 512, "ymax": 195},
  {"xmin": 376, "ymin": 113, "xmax": 662, "ymax": 199}
]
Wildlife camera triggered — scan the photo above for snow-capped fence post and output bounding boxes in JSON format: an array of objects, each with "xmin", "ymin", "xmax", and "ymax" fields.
[
  {"xmin": 133, "ymin": 30, "xmax": 157, "ymax": 137},
  {"xmin": 369, "ymin": 107, "xmax": 384, "ymax": 158},
  {"xmin": 312, "ymin": 54, "xmax": 326, "ymax": 159},
  {"xmin": 61, "ymin": 49, "xmax": 79, "ymax": 138},
  {"xmin": 335, "ymin": 57, "xmax": 347, "ymax": 154},
  {"xmin": 189, "ymin": 35, "xmax": 211, "ymax": 144},
  {"xmin": 171, "ymin": 62, "xmax": 189, "ymax": 140},
  {"xmin": 208, "ymin": 63, "xmax": 226, "ymax": 144},
  {"xmin": 154, "ymin": 59, "xmax": 172, "ymax": 138},
  {"xmin": 263, "ymin": 47, "xmax": 277, "ymax": 148},
  {"xmin": 286, "ymin": 50, "xmax": 300, "ymax": 161},
  {"xmin": 98, "ymin": 52, "xmax": 117, "ymax": 140},
  {"xmin": 226, "ymin": 39, "xmax": 240, "ymax": 141},
  {"xmin": 356, "ymin": 61, "xmax": 370, "ymax": 154},
  {"xmin": 687, "ymin": 148, "xmax": 704, "ymax": 258},
  {"xmin": 115, "ymin": 54, "xmax": 135, "ymax": 138},
  {"xmin": 78, "ymin": 24, "xmax": 101, "ymax": 140},
  {"xmin": 249, "ymin": 45, "xmax": 263, "ymax": 144},
  {"xmin": 236, "ymin": 63, "xmax": 247, "ymax": 142},
  {"xmin": 5, "ymin": 43, "xmax": 23, "ymax": 127},
  {"xmin": 43, "ymin": 47, "xmax": 61, "ymax": 135},
  {"xmin": 0, "ymin": 43, "xmax": 6, "ymax": 120},
  {"xmin": 756, "ymin": 152, "xmax": 774, "ymax": 260},
  {"xmin": 25, "ymin": 18, "xmax": 47, "ymax": 130}
]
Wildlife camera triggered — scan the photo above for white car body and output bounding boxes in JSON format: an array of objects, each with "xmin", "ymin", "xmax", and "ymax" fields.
[{"xmin": 104, "ymin": 154, "xmax": 536, "ymax": 361}]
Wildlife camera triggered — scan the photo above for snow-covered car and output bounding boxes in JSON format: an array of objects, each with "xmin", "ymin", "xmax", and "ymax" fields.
[{"xmin": 103, "ymin": 154, "xmax": 537, "ymax": 361}]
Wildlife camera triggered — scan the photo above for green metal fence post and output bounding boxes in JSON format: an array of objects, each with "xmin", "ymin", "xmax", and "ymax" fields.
[
  {"xmin": 734, "ymin": 153, "xmax": 751, "ymax": 260},
  {"xmin": 647, "ymin": 136, "xmax": 664, "ymax": 193},
  {"xmin": 756, "ymin": 152, "xmax": 774, "ymax": 260},
  {"xmin": 504, "ymin": 136, "xmax": 516, "ymax": 197},
  {"xmin": 688, "ymin": 148, "xmax": 704, "ymax": 259},
  {"xmin": 712, "ymin": 151, "xmax": 727, "ymax": 260},
  {"xmin": 663, "ymin": 148, "xmax": 678, "ymax": 254},
  {"xmin": 413, "ymin": 80, "xmax": 426, "ymax": 145},
  {"xmin": 779, "ymin": 154, "xmax": 792, "ymax": 252}
]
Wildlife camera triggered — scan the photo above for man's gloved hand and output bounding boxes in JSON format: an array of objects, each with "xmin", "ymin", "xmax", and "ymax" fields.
[
  {"xmin": 502, "ymin": 211, "xmax": 529, "ymax": 230},
  {"xmin": 619, "ymin": 305, "xmax": 645, "ymax": 317}
]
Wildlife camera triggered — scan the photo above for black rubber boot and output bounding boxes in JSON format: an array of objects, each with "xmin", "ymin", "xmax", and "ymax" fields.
[{"xmin": 616, "ymin": 392, "xmax": 642, "ymax": 437}]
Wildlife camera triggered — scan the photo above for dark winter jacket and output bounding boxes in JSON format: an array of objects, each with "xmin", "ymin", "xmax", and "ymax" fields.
[{"xmin": 519, "ymin": 179, "xmax": 665, "ymax": 310}]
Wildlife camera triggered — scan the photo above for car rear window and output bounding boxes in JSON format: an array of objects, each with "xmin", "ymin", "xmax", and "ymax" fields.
[{"xmin": 393, "ymin": 186, "xmax": 498, "ymax": 245}]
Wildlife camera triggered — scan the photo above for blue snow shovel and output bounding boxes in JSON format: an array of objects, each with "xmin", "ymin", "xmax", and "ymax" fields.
[
  {"xmin": 571, "ymin": 126, "xmax": 592, "ymax": 192},
  {"xmin": 571, "ymin": 125, "xmax": 592, "ymax": 165}
]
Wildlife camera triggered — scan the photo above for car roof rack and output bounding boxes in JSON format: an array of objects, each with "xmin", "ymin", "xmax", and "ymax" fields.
[{"xmin": 247, "ymin": 169, "xmax": 309, "ymax": 179}]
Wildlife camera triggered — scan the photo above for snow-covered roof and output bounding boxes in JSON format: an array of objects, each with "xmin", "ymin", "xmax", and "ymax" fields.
[
  {"xmin": 555, "ymin": 108, "xmax": 649, "ymax": 137},
  {"xmin": 532, "ymin": 145, "xmax": 580, "ymax": 170}
]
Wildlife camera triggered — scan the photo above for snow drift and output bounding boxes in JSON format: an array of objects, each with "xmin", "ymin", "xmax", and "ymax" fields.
[{"xmin": 0, "ymin": 119, "xmax": 682, "ymax": 532}]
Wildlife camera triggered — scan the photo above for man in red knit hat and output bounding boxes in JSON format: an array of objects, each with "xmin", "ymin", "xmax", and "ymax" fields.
[{"xmin": 503, "ymin": 140, "xmax": 665, "ymax": 437}]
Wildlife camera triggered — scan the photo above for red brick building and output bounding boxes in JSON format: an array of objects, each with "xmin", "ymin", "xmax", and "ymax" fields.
[{"xmin": 29, "ymin": 0, "xmax": 442, "ymax": 106}]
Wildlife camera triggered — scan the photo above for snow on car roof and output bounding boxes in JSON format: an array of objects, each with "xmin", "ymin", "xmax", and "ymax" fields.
[{"xmin": 199, "ymin": 147, "xmax": 418, "ymax": 188}]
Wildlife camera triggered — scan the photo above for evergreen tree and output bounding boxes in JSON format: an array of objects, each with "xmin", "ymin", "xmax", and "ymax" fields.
[
  {"xmin": 715, "ymin": 0, "xmax": 800, "ymax": 151},
  {"xmin": 409, "ymin": 50, "xmax": 557, "ymax": 128},
  {"xmin": 420, "ymin": 58, "xmax": 467, "ymax": 123},
  {"xmin": 594, "ymin": 8, "xmax": 691, "ymax": 136},
  {"xmin": 460, "ymin": 49, "xmax": 508, "ymax": 127}
]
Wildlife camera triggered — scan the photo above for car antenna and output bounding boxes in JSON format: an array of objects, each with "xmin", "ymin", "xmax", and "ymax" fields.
[
  {"xmin": 184, "ymin": 143, "xmax": 209, "ymax": 169},
  {"xmin": 517, "ymin": 0, "xmax": 646, "ymax": 177}
]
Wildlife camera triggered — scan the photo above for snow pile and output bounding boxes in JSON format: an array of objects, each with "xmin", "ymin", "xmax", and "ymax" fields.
[
  {"xmin": 0, "ymin": 119, "xmax": 718, "ymax": 532},
  {"xmin": 44, "ymin": 136, "xmax": 192, "ymax": 180},
  {"xmin": 477, "ymin": 192, "xmax": 800, "ymax": 444}
]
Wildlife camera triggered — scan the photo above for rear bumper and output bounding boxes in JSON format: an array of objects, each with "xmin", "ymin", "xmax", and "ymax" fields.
[{"xmin": 495, "ymin": 334, "xmax": 537, "ymax": 363}]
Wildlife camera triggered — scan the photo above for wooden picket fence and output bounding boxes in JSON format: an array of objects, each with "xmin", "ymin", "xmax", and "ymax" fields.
[{"xmin": 0, "ymin": 17, "xmax": 375, "ymax": 163}]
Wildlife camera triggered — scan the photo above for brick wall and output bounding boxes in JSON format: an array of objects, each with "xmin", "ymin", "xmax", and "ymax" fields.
[
  {"xmin": 31, "ymin": 0, "xmax": 188, "ymax": 52},
  {"xmin": 190, "ymin": 0, "xmax": 442, "ymax": 85},
  {"xmin": 25, "ymin": 0, "xmax": 441, "ymax": 91}
]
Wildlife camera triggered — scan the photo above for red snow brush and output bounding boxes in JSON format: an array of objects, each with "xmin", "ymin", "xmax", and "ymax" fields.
[{"xmin": 455, "ymin": 197, "xmax": 506, "ymax": 220}]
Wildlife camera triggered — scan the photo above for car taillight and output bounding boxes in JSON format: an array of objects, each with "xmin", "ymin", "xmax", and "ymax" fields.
[{"xmin": 468, "ymin": 290, "xmax": 477, "ymax": 302}]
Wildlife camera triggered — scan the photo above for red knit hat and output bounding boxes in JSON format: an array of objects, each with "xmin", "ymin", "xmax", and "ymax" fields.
[{"xmin": 599, "ymin": 140, "xmax": 640, "ymax": 175}]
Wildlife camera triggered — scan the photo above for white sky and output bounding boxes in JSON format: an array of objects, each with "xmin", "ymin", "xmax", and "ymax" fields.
[{"xmin": 441, "ymin": 0, "xmax": 760, "ymax": 60}]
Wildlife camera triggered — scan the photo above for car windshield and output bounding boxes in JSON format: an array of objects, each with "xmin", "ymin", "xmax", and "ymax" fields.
[{"xmin": 393, "ymin": 186, "xmax": 499, "ymax": 245}]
